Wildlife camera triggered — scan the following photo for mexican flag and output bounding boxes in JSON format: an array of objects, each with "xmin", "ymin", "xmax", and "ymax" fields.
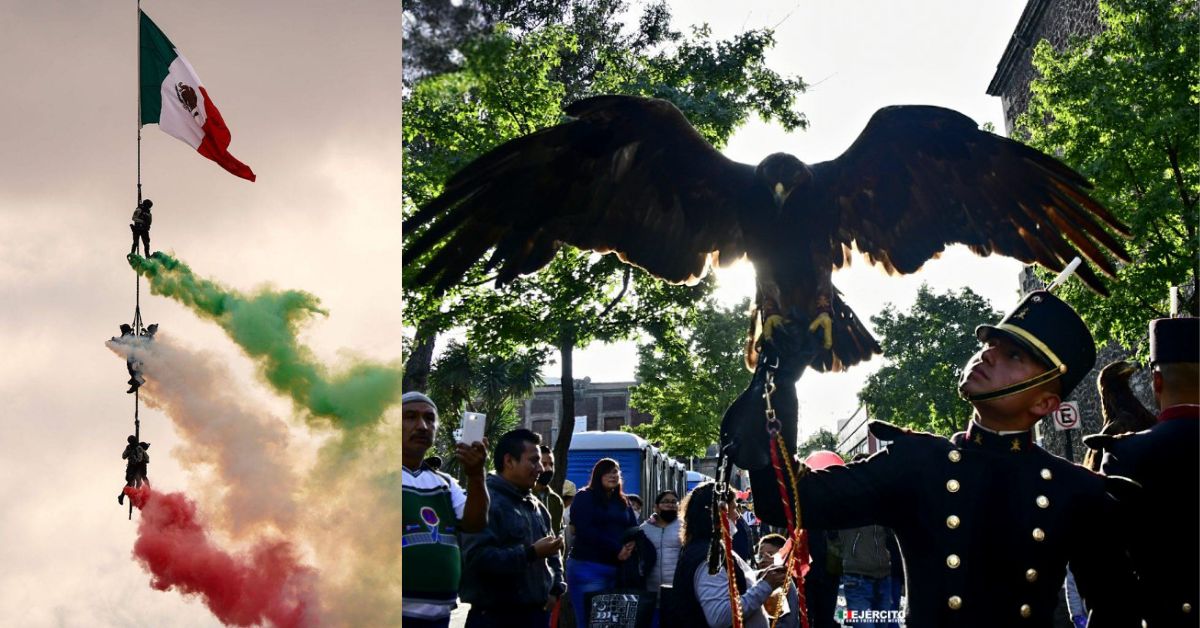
[{"xmin": 139, "ymin": 10, "xmax": 255, "ymax": 181}]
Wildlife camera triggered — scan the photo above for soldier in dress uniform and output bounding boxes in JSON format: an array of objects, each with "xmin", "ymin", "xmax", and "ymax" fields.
[
  {"xmin": 1085, "ymin": 317, "xmax": 1199, "ymax": 627},
  {"xmin": 749, "ymin": 290, "xmax": 1140, "ymax": 627}
]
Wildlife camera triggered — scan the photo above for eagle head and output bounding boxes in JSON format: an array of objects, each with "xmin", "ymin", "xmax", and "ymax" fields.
[
  {"xmin": 755, "ymin": 153, "xmax": 811, "ymax": 208},
  {"xmin": 1098, "ymin": 360, "xmax": 1137, "ymax": 389},
  {"xmin": 1097, "ymin": 360, "xmax": 1155, "ymax": 432}
]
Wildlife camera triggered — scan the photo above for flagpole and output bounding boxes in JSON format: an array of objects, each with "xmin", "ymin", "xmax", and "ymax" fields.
[
  {"xmin": 136, "ymin": 0, "xmax": 142, "ymax": 205},
  {"xmin": 132, "ymin": 0, "xmax": 142, "ymax": 521}
]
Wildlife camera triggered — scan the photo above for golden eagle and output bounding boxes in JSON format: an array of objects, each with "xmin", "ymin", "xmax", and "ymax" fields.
[
  {"xmin": 404, "ymin": 95, "xmax": 1131, "ymax": 371},
  {"xmin": 1083, "ymin": 360, "xmax": 1156, "ymax": 471}
]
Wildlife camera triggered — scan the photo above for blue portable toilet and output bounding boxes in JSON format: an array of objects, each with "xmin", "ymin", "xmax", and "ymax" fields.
[
  {"xmin": 567, "ymin": 431, "xmax": 648, "ymax": 496},
  {"xmin": 566, "ymin": 431, "xmax": 686, "ymax": 520},
  {"xmin": 686, "ymin": 470, "xmax": 714, "ymax": 494}
]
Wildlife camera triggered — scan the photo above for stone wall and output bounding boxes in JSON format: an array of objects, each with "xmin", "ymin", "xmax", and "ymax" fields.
[{"xmin": 987, "ymin": 0, "xmax": 1103, "ymax": 133}]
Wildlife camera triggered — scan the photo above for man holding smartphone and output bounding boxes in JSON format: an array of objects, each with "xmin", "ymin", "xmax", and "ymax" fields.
[
  {"xmin": 460, "ymin": 429, "xmax": 567, "ymax": 627},
  {"xmin": 401, "ymin": 391, "xmax": 489, "ymax": 628}
]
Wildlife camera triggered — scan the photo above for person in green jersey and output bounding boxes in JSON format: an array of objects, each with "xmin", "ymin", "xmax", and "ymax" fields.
[{"xmin": 401, "ymin": 391, "xmax": 489, "ymax": 627}]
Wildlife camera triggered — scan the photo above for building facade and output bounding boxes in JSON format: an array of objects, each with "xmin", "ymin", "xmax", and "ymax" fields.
[
  {"xmin": 517, "ymin": 378, "xmax": 654, "ymax": 446},
  {"xmin": 836, "ymin": 406, "xmax": 885, "ymax": 460}
]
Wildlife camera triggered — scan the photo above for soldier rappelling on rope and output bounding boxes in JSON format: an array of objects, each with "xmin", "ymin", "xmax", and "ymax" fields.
[
  {"xmin": 117, "ymin": 435, "xmax": 150, "ymax": 505},
  {"xmin": 129, "ymin": 198, "xmax": 152, "ymax": 257},
  {"xmin": 114, "ymin": 322, "xmax": 157, "ymax": 394},
  {"xmin": 112, "ymin": 9, "xmax": 257, "ymax": 520}
]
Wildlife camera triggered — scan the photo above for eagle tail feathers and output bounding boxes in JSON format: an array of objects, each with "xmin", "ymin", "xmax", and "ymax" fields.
[{"xmin": 811, "ymin": 293, "xmax": 882, "ymax": 373}]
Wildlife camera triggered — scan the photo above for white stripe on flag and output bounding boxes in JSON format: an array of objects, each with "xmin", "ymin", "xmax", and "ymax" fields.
[{"xmin": 158, "ymin": 55, "xmax": 208, "ymax": 149}]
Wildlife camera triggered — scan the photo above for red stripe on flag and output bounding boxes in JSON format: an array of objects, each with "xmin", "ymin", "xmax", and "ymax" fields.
[{"xmin": 196, "ymin": 86, "xmax": 256, "ymax": 182}]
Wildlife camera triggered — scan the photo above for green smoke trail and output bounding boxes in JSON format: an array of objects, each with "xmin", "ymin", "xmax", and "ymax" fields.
[{"xmin": 129, "ymin": 252, "xmax": 403, "ymax": 430}]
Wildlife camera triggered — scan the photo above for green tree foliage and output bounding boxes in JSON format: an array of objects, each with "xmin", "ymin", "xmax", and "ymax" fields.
[
  {"xmin": 858, "ymin": 285, "xmax": 1001, "ymax": 436},
  {"xmin": 797, "ymin": 428, "xmax": 840, "ymax": 459},
  {"xmin": 630, "ymin": 298, "xmax": 751, "ymax": 457},
  {"xmin": 402, "ymin": 3, "xmax": 808, "ymax": 490},
  {"xmin": 426, "ymin": 340, "xmax": 546, "ymax": 476},
  {"xmin": 1018, "ymin": 0, "xmax": 1198, "ymax": 350},
  {"xmin": 402, "ymin": 25, "xmax": 574, "ymax": 390}
]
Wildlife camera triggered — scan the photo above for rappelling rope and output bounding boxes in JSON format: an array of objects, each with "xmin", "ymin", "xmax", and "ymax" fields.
[{"xmin": 127, "ymin": 0, "xmax": 145, "ymax": 522}]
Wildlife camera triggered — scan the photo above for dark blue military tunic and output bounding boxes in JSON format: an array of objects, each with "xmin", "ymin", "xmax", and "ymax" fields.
[
  {"xmin": 796, "ymin": 420, "xmax": 1139, "ymax": 627},
  {"xmin": 1089, "ymin": 405, "xmax": 1199, "ymax": 628}
]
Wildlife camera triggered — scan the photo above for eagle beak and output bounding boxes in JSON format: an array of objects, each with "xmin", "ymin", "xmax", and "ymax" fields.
[{"xmin": 773, "ymin": 182, "xmax": 789, "ymax": 207}]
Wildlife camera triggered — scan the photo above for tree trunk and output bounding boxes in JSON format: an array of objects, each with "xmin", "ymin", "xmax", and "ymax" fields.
[
  {"xmin": 550, "ymin": 330, "xmax": 576, "ymax": 494},
  {"xmin": 402, "ymin": 318, "xmax": 438, "ymax": 392}
]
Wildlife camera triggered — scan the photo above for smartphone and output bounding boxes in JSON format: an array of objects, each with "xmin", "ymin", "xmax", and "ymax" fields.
[{"xmin": 459, "ymin": 411, "xmax": 486, "ymax": 445}]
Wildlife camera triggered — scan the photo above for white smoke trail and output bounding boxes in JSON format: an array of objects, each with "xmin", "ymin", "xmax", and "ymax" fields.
[
  {"xmin": 106, "ymin": 333, "xmax": 302, "ymax": 536},
  {"xmin": 107, "ymin": 332, "xmax": 410, "ymax": 624}
]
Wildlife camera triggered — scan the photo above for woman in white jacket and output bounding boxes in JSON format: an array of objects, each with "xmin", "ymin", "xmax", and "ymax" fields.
[{"xmin": 640, "ymin": 490, "xmax": 681, "ymax": 628}]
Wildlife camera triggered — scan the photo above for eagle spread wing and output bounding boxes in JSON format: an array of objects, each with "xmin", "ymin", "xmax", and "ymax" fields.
[
  {"xmin": 404, "ymin": 96, "xmax": 764, "ymax": 294},
  {"xmin": 810, "ymin": 106, "xmax": 1132, "ymax": 293}
]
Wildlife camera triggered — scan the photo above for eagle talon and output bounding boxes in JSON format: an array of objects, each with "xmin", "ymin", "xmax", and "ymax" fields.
[
  {"xmin": 761, "ymin": 314, "xmax": 787, "ymax": 341},
  {"xmin": 808, "ymin": 312, "xmax": 833, "ymax": 349}
]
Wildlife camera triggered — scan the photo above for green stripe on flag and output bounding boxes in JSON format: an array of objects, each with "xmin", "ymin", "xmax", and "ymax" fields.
[{"xmin": 139, "ymin": 11, "xmax": 178, "ymax": 125}]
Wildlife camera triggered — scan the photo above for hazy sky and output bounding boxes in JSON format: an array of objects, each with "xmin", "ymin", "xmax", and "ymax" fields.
[
  {"xmin": 1, "ymin": 0, "xmax": 1033, "ymax": 625},
  {"xmin": 1, "ymin": 2, "xmax": 401, "ymax": 625}
]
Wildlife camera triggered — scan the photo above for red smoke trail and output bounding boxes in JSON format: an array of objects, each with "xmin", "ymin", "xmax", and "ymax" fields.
[{"xmin": 124, "ymin": 486, "xmax": 318, "ymax": 627}]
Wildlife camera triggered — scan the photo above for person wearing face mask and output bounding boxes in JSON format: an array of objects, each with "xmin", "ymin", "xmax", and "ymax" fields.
[
  {"xmin": 640, "ymin": 490, "xmax": 683, "ymax": 627},
  {"xmin": 533, "ymin": 444, "xmax": 565, "ymax": 536}
]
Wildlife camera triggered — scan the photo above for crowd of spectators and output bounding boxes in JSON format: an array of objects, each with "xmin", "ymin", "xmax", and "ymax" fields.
[{"xmin": 398, "ymin": 387, "xmax": 905, "ymax": 628}]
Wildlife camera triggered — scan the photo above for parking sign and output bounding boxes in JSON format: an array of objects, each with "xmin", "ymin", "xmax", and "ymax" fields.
[{"xmin": 1052, "ymin": 401, "xmax": 1081, "ymax": 431}]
